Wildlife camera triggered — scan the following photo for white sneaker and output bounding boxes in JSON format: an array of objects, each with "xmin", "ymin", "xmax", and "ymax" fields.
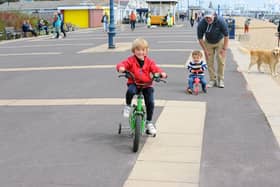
[
  {"xmin": 146, "ymin": 122, "xmax": 157, "ymax": 135},
  {"xmin": 123, "ymin": 105, "xmax": 131, "ymax": 118},
  {"xmin": 207, "ymin": 80, "xmax": 216, "ymax": 88},
  {"xmin": 218, "ymin": 80, "xmax": 224, "ymax": 88}
]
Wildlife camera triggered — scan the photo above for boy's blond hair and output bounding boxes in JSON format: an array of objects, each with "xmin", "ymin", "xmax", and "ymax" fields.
[
  {"xmin": 131, "ymin": 38, "xmax": 149, "ymax": 52},
  {"xmin": 191, "ymin": 50, "xmax": 203, "ymax": 58}
]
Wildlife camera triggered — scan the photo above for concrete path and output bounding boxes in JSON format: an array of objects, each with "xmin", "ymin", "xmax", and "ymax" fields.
[{"xmin": 232, "ymin": 41, "xmax": 280, "ymax": 145}]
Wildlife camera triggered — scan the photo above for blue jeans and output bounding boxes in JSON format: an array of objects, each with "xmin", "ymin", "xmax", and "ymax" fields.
[
  {"xmin": 126, "ymin": 84, "xmax": 154, "ymax": 121},
  {"xmin": 188, "ymin": 74, "xmax": 207, "ymax": 90},
  {"xmin": 130, "ymin": 21, "xmax": 136, "ymax": 30}
]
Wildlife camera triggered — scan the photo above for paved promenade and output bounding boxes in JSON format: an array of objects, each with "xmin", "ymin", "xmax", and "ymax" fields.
[{"xmin": 0, "ymin": 23, "xmax": 280, "ymax": 187}]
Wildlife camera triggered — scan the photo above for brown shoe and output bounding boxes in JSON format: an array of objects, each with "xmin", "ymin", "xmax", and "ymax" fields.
[{"xmin": 186, "ymin": 88, "xmax": 193, "ymax": 94}]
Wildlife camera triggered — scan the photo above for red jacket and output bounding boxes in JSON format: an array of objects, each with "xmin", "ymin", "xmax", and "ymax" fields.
[{"xmin": 116, "ymin": 55, "xmax": 164, "ymax": 86}]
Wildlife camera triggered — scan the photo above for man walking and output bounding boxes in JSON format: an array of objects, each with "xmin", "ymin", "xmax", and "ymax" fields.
[
  {"xmin": 130, "ymin": 10, "xmax": 136, "ymax": 31},
  {"xmin": 197, "ymin": 9, "xmax": 229, "ymax": 88}
]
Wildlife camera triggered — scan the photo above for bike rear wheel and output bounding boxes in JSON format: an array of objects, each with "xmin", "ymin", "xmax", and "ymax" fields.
[{"xmin": 133, "ymin": 115, "xmax": 142, "ymax": 152}]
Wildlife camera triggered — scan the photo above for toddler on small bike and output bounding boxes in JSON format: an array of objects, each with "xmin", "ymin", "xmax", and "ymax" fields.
[
  {"xmin": 186, "ymin": 50, "xmax": 207, "ymax": 94},
  {"xmin": 116, "ymin": 38, "xmax": 167, "ymax": 136}
]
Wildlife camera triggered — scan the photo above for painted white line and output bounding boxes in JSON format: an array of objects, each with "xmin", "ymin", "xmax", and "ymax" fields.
[
  {"xmin": 0, "ymin": 43, "xmax": 94, "ymax": 49},
  {"xmin": 0, "ymin": 52, "xmax": 61, "ymax": 57},
  {"xmin": 0, "ymin": 65, "xmax": 115, "ymax": 72},
  {"xmin": 158, "ymin": 41, "xmax": 197, "ymax": 44},
  {"xmin": 0, "ymin": 64, "xmax": 185, "ymax": 72},
  {"xmin": 0, "ymin": 98, "xmax": 201, "ymax": 107},
  {"xmin": 78, "ymin": 42, "xmax": 131, "ymax": 53},
  {"xmin": 150, "ymin": 49, "xmax": 193, "ymax": 52}
]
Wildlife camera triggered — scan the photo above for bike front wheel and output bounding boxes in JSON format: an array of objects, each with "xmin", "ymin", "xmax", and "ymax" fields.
[
  {"xmin": 194, "ymin": 83, "xmax": 199, "ymax": 95},
  {"xmin": 133, "ymin": 115, "xmax": 142, "ymax": 152}
]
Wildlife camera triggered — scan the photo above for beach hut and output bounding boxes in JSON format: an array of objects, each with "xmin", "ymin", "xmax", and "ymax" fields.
[{"xmin": 58, "ymin": 5, "xmax": 104, "ymax": 28}]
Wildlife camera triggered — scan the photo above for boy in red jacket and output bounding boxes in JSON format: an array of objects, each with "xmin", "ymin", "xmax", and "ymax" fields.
[{"xmin": 116, "ymin": 38, "xmax": 167, "ymax": 135}]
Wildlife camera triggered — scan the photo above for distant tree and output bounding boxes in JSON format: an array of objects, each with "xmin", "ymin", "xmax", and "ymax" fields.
[{"xmin": 0, "ymin": 0, "xmax": 19, "ymax": 4}]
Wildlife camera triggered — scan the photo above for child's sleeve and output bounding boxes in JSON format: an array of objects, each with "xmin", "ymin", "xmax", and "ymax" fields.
[
  {"xmin": 186, "ymin": 62, "xmax": 192, "ymax": 72},
  {"xmin": 201, "ymin": 61, "xmax": 207, "ymax": 71},
  {"xmin": 116, "ymin": 58, "xmax": 131, "ymax": 72},
  {"xmin": 150, "ymin": 60, "xmax": 163, "ymax": 73}
]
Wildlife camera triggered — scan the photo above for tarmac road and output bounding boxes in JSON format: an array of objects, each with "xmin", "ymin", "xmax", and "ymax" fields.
[{"xmin": 0, "ymin": 22, "xmax": 279, "ymax": 187}]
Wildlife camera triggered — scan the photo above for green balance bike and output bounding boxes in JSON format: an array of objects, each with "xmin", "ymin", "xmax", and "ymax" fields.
[{"xmin": 118, "ymin": 71, "xmax": 166, "ymax": 152}]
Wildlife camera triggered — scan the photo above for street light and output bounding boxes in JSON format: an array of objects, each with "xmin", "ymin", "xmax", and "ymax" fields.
[{"xmin": 108, "ymin": 0, "xmax": 116, "ymax": 49}]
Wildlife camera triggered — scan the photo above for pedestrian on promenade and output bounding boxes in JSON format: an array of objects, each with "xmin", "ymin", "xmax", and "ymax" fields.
[
  {"xmin": 58, "ymin": 11, "xmax": 66, "ymax": 38},
  {"xmin": 197, "ymin": 9, "xmax": 229, "ymax": 88},
  {"xmin": 101, "ymin": 12, "xmax": 109, "ymax": 32},
  {"xmin": 116, "ymin": 38, "xmax": 167, "ymax": 136},
  {"xmin": 130, "ymin": 10, "xmax": 136, "ymax": 31},
  {"xmin": 186, "ymin": 50, "xmax": 208, "ymax": 94},
  {"xmin": 146, "ymin": 12, "xmax": 151, "ymax": 28},
  {"xmin": 190, "ymin": 16, "xmax": 194, "ymax": 27},
  {"xmin": 53, "ymin": 12, "xmax": 62, "ymax": 39},
  {"xmin": 244, "ymin": 18, "xmax": 250, "ymax": 34},
  {"xmin": 277, "ymin": 20, "xmax": 280, "ymax": 47}
]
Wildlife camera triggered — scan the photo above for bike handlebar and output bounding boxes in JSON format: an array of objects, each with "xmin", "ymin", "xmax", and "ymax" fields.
[
  {"xmin": 118, "ymin": 71, "xmax": 167, "ymax": 85},
  {"xmin": 191, "ymin": 69, "xmax": 203, "ymax": 74}
]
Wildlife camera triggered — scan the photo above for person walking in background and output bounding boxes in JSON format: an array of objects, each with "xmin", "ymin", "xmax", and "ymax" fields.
[
  {"xmin": 58, "ymin": 11, "xmax": 66, "ymax": 38},
  {"xmin": 277, "ymin": 20, "xmax": 280, "ymax": 47},
  {"xmin": 147, "ymin": 12, "xmax": 151, "ymax": 28},
  {"xmin": 244, "ymin": 18, "xmax": 250, "ymax": 34},
  {"xmin": 101, "ymin": 12, "xmax": 109, "ymax": 32},
  {"xmin": 130, "ymin": 10, "xmax": 136, "ymax": 31},
  {"xmin": 278, "ymin": 20, "xmax": 280, "ymax": 33},
  {"xmin": 190, "ymin": 16, "xmax": 194, "ymax": 27},
  {"xmin": 197, "ymin": 9, "xmax": 229, "ymax": 88},
  {"xmin": 53, "ymin": 12, "xmax": 61, "ymax": 39},
  {"xmin": 167, "ymin": 9, "xmax": 173, "ymax": 27}
]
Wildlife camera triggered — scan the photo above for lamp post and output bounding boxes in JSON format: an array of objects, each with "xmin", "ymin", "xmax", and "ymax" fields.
[
  {"xmin": 187, "ymin": 0, "xmax": 189, "ymax": 19},
  {"xmin": 108, "ymin": 0, "xmax": 116, "ymax": 49}
]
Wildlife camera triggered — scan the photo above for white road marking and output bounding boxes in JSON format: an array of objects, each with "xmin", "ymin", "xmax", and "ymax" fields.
[
  {"xmin": 0, "ymin": 52, "xmax": 61, "ymax": 57},
  {"xmin": 0, "ymin": 43, "xmax": 94, "ymax": 49},
  {"xmin": 158, "ymin": 41, "xmax": 198, "ymax": 44},
  {"xmin": 150, "ymin": 49, "xmax": 192, "ymax": 52},
  {"xmin": 0, "ymin": 64, "xmax": 184, "ymax": 72}
]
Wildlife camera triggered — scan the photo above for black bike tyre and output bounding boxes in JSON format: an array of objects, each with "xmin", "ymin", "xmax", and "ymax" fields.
[
  {"xmin": 194, "ymin": 84, "xmax": 199, "ymax": 95},
  {"xmin": 133, "ymin": 115, "xmax": 142, "ymax": 152}
]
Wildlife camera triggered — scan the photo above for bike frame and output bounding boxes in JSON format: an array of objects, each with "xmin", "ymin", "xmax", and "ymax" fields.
[
  {"xmin": 129, "ymin": 88, "xmax": 146, "ymax": 134},
  {"xmin": 192, "ymin": 70, "xmax": 202, "ymax": 95}
]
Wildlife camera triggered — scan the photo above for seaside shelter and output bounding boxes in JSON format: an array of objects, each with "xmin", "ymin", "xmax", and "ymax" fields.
[{"xmin": 146, "ymin": 0, "xmax": 178, "ymax": 26}]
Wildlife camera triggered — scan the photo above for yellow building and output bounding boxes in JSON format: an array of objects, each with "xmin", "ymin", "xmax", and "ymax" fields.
[{"xmin": 58, "ymin": 6, "xmax": 106, "ymax": 28}]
